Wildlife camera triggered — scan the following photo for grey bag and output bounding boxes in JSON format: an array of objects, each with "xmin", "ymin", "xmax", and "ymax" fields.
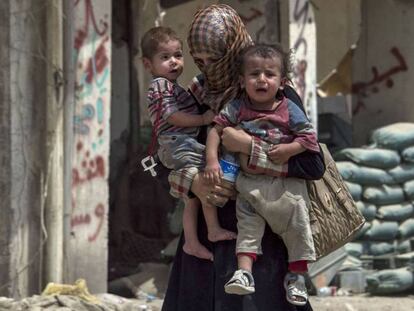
[{"xmin": 307, "ymin": 144, "xmax": 366, "ymax": 259}]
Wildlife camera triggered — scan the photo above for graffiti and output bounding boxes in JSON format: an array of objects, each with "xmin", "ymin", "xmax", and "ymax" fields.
[
  {"xmin": 73, "ymin": 96, "xmax": 106, "ymax": 136},
  {"xmin": 71, "ymin": 213, "xmax": 91, "ymax": 227},
  {"xmin": 74, "ymin": 0, "xmax": 108, "ymax": 51},
  {"xmin": 292, "ymin": 0, "xmax": 310, "ymax": 53},
  {"xmin": 352, "ymin": 47, "xmax": 408, "ymax": 115},
  {"xmin": 88, "ymin": 204, "xmax": 105, "ymax": 242},
  {"xmin": 75, "ymin": 35, "xmax": 109, "ymax": 135},
  {"xmin": 292, "ymin": 0, "xmax": 310, "ymax": 102},
  {"xmin": 239, "ymin": 8, "xmax": 263, "ymax": 24},
  {"xmin": 290, "ymin": 0, "xmax": 316, "ymax": 124},
  {"xmin": 71, "ymin": 0, "xmax": 110, "ymax": 243},
  {"xmin": 84, "ymin": 36, "xmax": 110, "ymax": 85},
  {"xmin": 73, "ymin": 0, "xmax": 109, "ymax": 138},
  {"xmin": 72, "ymin": 155, "xmax": 105, "ymax": 186},
  {"xmin": 70, "ymin": 204, "xmax": 105, "ymax": 242},
  {"xmin": 293, "ymin": 59, "xmax": 307, "ymax": 108},
  {"xmin": 73, "ymin": 104, "xmax": 95, "ymax": 135}
]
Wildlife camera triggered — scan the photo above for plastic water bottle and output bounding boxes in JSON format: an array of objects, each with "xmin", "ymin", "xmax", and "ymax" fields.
[
  {"xmin": 317, "ymin": 286, "xmax": 337, "ymax": 297},
  {"xmin": 219, "ymin": 152, "xmax": 240, "ymax": 184},
  {"xmin": 208, "ymin": 151, "xmax": 239, "ymax": 207}
]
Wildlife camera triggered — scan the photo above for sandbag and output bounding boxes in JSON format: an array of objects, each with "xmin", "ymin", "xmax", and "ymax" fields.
[
  {"xmin": 363, "ymin": 185, "xmax": 405, "ymax": 205},
  {"xmin": 345, "ymin": 181, "xmax": 362, "ymax": 201},
  {"xmin": 397, "ymin": 240, "xmax": 411, "ymax": 254},
  {"xmin": 334, "ymin": 148, "xmax": 400, "ymax": 169},
  {"xmin": 356, "ymin": 201, "xmax": 377, "ymax": 222},
  {"xmin": 398, "ymin": 219, "xmax": 414, "ymax": 239},
  {"xmin": 363, "ymin": 220, "xmax": 399, "ymax": 241},
  {"xmin": 353, "ymin": 222, "xmax": 371, "ymax": 240},
  {"xmin": 377, "ymin": 202, "xmax": 414, "ymax": 222},
  {"xmin": 368, "ymin": 242, "xmax": 395, "ymax": 256},
  {"xmin": 345, "ymin": 242, "xmax": 363, "ymax": 258},
  {"xmin": 336, "ymin": 161, "xmax": 394, "ymax": 185},
  {"xmin": 402, "ymin": 146, "xmax": 414, "ymax": 163},
  {"xmin": 388, "ymin": 163, "xmax": 414, "ymax": 183},
  {"xmin": 369, "ymin": 122, "xmax": 414, "ymax": 151},
  {"xmin": 366, "ymin": 268, "xmax": 414, "ymax": 295},
  {"xmin": 403, "ymin": 180, "xmax": 414, "ymax": 200}
]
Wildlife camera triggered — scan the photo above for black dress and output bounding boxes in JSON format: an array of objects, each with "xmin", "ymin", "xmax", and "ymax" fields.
[
  {"xmin": 161, "ymin": 85, "xmax": 323, "ymax": 311},
  {"xmin": 162, "ymin": 200, "xmax": 315, "ymax": 311}
]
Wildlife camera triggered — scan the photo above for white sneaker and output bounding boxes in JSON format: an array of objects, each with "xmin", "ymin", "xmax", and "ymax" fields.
[{"xmin": 224, "ymin": 269, "xmax": 255, "ymax": 295}]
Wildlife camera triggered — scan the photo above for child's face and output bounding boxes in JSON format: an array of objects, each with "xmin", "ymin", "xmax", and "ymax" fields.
[
  {"xmin": 240, "ymin": 55, "xmax": 286, "ymax": 108},
  {"xmin": 143, "ymin": 39, "xmax": 183, "ymax": 81}
]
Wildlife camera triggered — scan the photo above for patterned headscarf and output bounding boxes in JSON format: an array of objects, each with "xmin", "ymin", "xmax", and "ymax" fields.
[{"xmin": 187, "ymin": 4, "xmax": 253, "ymax": 112}]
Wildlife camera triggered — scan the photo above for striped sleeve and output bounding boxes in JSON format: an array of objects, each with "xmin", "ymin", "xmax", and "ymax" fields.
[
  {"xmin": 213, "ymin": 100, "xmax": 240, "ymax": 127},
  {"xmin": 287, "ymin": 99, "xmax": 320, "ymax": 152},
  {"xmin": 247, "ymin": 136, "xmax": 289, "ymax": 177},
  {"xmin": 148, "ymin": 78, "xmax": 179, "ymax": 121}
]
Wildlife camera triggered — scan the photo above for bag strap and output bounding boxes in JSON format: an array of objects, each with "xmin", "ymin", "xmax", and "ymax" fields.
[
  {"xmin": 147, "ymin": 98, "xmax": 163, "ymax": 156},
  {"xmin": 140, "ymin": 98, "xmax": 162, "ymax": 177}
]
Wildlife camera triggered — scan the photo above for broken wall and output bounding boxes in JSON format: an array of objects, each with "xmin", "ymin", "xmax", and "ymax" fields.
[
  {"xmin": 352, "ymin": 0, "xmax": 414, "ymax": 146},
  {"xmin": 67, "ymin": 0, "xmax": 112, "ymax": 294},
  {"xmin": 1, "ymin": 0, "xmax": 48, "ymax": 298}
]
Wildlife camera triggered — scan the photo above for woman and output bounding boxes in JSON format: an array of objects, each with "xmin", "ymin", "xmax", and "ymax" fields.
[{"xmin": 161, "ymin": 4, "xmax": 324, "ymax": 311}]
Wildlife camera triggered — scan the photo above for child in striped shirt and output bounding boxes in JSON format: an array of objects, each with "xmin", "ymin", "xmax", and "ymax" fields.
[{"xmin": 141, "ymin": 26, "xmax": 237, "ymax": 261}]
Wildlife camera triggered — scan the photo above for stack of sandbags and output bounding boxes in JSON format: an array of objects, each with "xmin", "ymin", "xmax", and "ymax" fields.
[{"xmin": 334, "ymin": 123, "xmax": 414, "ymax": 259}]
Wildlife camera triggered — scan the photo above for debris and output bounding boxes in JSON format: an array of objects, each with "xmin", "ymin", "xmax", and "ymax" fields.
[{"xmin": 41, "ymin": 278, "xmax": 100, "ymax": 304}]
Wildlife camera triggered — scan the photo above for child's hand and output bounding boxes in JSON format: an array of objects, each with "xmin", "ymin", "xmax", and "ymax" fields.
[
  {"xmin": 202, "ymin": 110, "xmax": 216, "ymax": 125},
  {"xmin": 204, "ymin": 161, "xmax": 223, "ymax": 184},
  {"xmin": 268, "ymin": 144, "xmax": 293, "ymax": 164}
]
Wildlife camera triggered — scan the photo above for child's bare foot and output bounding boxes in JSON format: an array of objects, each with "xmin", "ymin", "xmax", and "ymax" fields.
[
  {"xmin": 208, "ymin": 227, "xmax": 237, "ymax": 242},
  {"xmin": 183, "ymin": 241, "xmax": 214, "ymax": 261}
]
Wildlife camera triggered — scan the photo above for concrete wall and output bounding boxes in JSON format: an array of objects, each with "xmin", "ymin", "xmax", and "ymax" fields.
[
  {"xmin": 289, "ymin": 0, "xmax": 318, "ymax": 127},
  {"xmin": 352, "ymin": 0, "xmax": 414, "ymax": 145},
  {"xmin": 68, "ymin": 0, "xmax": 112, "ymax": 293},
  {"xmin": 7, "ymin": 0, "xmax": 47, "ymax": 297},
  {"xmin": 313, "ymin": 0, "xmax": 361, "ymax": 82},
  {"xmin": 0, "ymin": 0, "xmax": 12, "ymax": 298}
]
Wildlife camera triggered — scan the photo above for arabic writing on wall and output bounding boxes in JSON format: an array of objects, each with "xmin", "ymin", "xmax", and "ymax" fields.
[
  {"xmin": 290, "ymin": 0, "xmax": 317, "ymax": 127},
  {"xmin": 72, "ymin": 0, "xmax": 110, "ymax": 243},
  {"xmin": 352, "ymin": 47, "xmax": 408, "ymax": 115}
]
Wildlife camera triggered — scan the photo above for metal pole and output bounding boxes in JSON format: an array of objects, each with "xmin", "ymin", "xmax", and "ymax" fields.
[
  {"xmin": 43, "ymin": 0, "xmax": 64, "ymax": 285},
  {"xmin": 62, "ymin": 0, "xmax": 75, "ymax": 283}
]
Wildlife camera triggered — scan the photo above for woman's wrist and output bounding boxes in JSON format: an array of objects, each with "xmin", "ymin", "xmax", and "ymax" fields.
[{"xmin": 221, "ymin": 127, "xmax": 253, "ymax": 154}]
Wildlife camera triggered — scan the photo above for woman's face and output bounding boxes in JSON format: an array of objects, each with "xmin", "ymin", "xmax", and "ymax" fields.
[{"xmin": 191, "ymin": 52, "xmax": 220, "ymax": 72}]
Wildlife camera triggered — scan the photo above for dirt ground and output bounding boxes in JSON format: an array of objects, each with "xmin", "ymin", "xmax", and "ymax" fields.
[
  {"xmin": 3, "ymin": 291, "xmax": 414, "ymax": 311},
  {"xmin": 134, "ymin": 295, "xmax": 414, "ymax": 311},
  {"xmin": 109, "ymin": 263, "xmax": 414, "ymax": 311},
  {"xmin": 309, "ymin": 295, "xmax": 414, "ymax": 311}
]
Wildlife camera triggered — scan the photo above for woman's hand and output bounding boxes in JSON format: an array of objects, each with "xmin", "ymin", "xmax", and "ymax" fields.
[
  {"xmin": 221, "ymin": 126, "xmax": 252, "ymax": 154},
  {"xmin": 191, "ymin": 173, "xmax": 236, "ymax": 207}
]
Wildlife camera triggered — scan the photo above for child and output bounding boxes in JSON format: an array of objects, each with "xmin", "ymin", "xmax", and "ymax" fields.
[
  {"xmin": 141, "ymin": 26, "xmax": 236, "ymax": 261},
  {"xmin": 204, "ymin": 44, "xmax": 319, "ymax": 306}
]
